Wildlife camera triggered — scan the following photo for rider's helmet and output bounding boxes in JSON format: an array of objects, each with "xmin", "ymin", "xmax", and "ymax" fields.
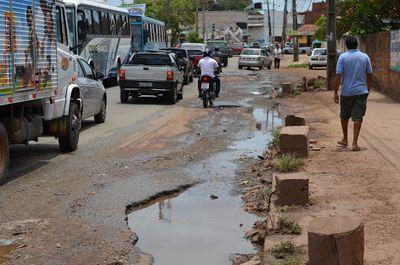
[{"xmin": 203, "ymin": 49, "xmax": 212, "ymax": 58}]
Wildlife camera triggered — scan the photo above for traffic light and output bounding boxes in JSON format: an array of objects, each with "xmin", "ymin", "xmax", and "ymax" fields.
[{"xmin": 212, "ymin": 22, "xmax": 215, "ymax": 32}]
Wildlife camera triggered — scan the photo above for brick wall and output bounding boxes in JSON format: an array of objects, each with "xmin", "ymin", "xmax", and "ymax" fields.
[{"xmin": 359, "ymin": 31, "xmax": 400, "ymax": 101}]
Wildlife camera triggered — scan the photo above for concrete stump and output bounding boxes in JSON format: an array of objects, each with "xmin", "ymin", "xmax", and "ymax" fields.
[
  {"xmin": 285, "ymin": 115, "xmax": 306, "ymax": 126},
  {"xmin": 274, "ymin": 172, "xmax": 309, "ymax": 206},
  {"xmin": 308, "ymin": 216, "xmax": 364, "ymax": 265},
  {"xmin": 279, "ymin": 126, "xmax": 310, "ymax": 157},
  {"xmin": 281, "ymin": 83, "xmax": 293, "ymax": 96}
]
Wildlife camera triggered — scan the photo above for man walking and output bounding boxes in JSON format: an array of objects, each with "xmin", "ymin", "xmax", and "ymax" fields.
[
  {"xmin": 334, "ymin": 36, "xmax": 373, "ymax": 151},
  {"xmin": 274, "ymin": 44, "xmax": 282, "ymax": 69}
]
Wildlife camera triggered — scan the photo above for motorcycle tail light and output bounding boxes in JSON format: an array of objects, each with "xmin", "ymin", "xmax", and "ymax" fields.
[
  {"xmin": 166, "ymin": 70, "xmax": 174, "ymax": 81},
  {"xmin": 119, "ymin": 69, "xmax": 126, "ymax": 80}
]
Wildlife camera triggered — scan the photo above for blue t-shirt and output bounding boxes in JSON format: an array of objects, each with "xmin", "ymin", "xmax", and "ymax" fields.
[{"xmin": 336, "ymin": 50, "xmax": 373, "ymax": 96}]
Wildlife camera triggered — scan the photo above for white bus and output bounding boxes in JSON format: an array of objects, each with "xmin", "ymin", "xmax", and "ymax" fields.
[{"xmin": 64, "ymin": 0, "xmax": 131, "ymax": 87}]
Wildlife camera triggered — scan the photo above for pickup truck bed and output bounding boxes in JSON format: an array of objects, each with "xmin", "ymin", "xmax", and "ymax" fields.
[{"xmin": 119, "ymin": 52, "xmax": 184, "ymax": 104}]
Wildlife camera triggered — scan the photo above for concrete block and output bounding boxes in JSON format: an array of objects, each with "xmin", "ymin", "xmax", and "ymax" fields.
[
  {"xmin": 308, "ymin": 216, "xmax": 364, "ymax": 265},
  {"xmin": 274, "ymin": 172, "xmax": 309, "ymax": 206},
  {"xmin": 281, "ymin": 83, "xmax": 293, "ymax": 95},
  {"xmin": 279, "ymin": 126, "xmax": 310, "ymax": 157},
  {"xmin": 285, "ymin": 115, "xmax": 306, "ymax": 126}
]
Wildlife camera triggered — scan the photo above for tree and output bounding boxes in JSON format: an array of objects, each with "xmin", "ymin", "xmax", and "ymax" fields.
[
  {"xmin": 314, "ymin": 16, "xmax": 327, "ymax": 41},
  {"xmin": 134, "ymin": 0, "xmax": 196, "ymax": 43},
  {"xmin": 206, "ymin": 0, "xmax": 251, "ymax": 11},
  {"xmin": 187, "ymin": 31, "xmax": 203, "ymax": 43}
]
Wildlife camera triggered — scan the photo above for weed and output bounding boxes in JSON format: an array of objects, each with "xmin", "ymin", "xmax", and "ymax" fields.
[
  {"xmin": 308, "ymin": 194, "xmax": 318, "ymax": 206},
  {"xmin": 270, "ymin": 129, "xmax": 280, "ymax": 148},
  {"xmin": 287, "ymin": 63, "xmax": 308, "ymax": 69},
  {"xmin": 277, "ymin": 205, "xmax": 297, "ymax": 212},
  {"xmin": 277, "ymin": 217, "xmax": 302, "ymax": 235},
  {"xmin": 257, "ymin": 187, "xmax": 272, "ymax": 201},
  {"xmin": 271, "ymin": 240, "xmax": 295, "ymax": 259},
  {"xmin": 312, "ymin": 79, "xmax": 325, "ymax": 89},
  {"xmin": 274, "ymin": 154, "xmax": 304, "ymax": 173},
  {"xmin": 292, "ymin": 90, "xmax": 301, "ymax": 96}
]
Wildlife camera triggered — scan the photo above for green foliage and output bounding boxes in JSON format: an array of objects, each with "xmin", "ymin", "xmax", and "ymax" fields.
[
  {"xmin": 187, "ymin": 31, "xmax": 203, "ymax": 43},
  {"xmin": 271, "ymin": 240, "xmax": 295, "ymax": 259},
  {"xmin": 134, "ymin": 0, "xmax": 196, "ymax": 43},
  {"xmin": 314, "ymin": 16, "xmax": 327, "ymax": 41},
  {"xmin": 270, "ymin": 129, "xmax": 280, "ymax": 148},
  {"xmin": 337, "ymin": 0, "xmax": 400, "ymax": 36},
  {"xmin": 274, "ymin": 154, "xmax": 304, "ymax": 173},
  {"xmin": 277, "ymin": 217, "xmax": 302, "ymax": 235}
]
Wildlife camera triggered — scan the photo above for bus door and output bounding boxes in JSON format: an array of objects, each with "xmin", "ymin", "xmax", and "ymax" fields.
[{"xmin": 130, "ymin": 19, "xmax": 143, "ymax": 52}]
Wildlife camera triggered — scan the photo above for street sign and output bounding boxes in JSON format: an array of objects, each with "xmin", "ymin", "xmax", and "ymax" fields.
[{"xmin": 128, "ymin": 4, "xmax": 146, "ymax": 16}]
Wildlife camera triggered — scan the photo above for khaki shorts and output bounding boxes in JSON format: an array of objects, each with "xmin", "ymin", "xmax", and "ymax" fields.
[{"xmin": 340, "ymin": 94, "xmax": 369, "ymax": 121}]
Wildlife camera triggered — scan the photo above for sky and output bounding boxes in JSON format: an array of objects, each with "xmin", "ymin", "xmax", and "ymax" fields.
[{"xmin": 108, "ymin": 0, "xmax": 323, "ymax": 12}]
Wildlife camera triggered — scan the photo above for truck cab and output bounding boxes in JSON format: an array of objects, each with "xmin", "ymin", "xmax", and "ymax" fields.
[{"xmin": 0, "ymin": 0, "xmax": 83, "ymax": 183}]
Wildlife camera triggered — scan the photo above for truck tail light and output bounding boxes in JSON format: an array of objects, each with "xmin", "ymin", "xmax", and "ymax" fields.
[
  {"xmin": 119, "ymin": 69, "xmax": 126, "ymax": 81},
  {"xmin": 166, "ymin": 70, "xmax": 174, "ymax": 81}
]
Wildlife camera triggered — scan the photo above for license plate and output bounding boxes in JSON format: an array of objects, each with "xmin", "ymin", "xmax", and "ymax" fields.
[
  {"xmin": 201, "ymin": 83, "xmax": 209, "ymax": 90},
  {"xmin": 139, "ymin": 82, "xmax": 152, "ymax": 87}
]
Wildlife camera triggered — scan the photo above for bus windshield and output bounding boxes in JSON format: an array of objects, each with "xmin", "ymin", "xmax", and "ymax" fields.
[{"xmin": 65, "ymin": 7, "xmax": 77, "ymax": 47}]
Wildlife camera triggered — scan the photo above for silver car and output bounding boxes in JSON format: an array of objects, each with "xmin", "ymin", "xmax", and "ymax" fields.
[
  {"xmin": 238, "ymin": 48, "xmax": 272, "ymax": 70},
  {"xmin": 309, "ymin": 48, "xmax": 327, "ymax": 69},
  {"xmin": 77, "ymin": 58, "xmax": 107, "ymax": 123}
]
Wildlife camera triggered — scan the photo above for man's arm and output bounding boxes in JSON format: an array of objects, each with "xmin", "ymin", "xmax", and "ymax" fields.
[{"xmin": 334, "ymin": 74, "xmax": 342, "ymax": 104}]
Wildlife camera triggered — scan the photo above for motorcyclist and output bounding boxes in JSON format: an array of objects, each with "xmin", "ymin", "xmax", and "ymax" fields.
[{"xmin": 198, "ymin": 50, "xmax": 221, "ymax": 98}]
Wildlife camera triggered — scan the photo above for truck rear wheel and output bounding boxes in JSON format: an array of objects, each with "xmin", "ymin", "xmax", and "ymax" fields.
[
  {"xmin": 59, "ymin": 103, "xmax": 81, "ymax": 152},
  {"xmin": 0, "ymin": 122, "xmax": 9, "ymax": 184}
]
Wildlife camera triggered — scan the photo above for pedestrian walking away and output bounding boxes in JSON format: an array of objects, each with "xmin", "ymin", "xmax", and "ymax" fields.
[
  {"xmin": 274, "ymin": 44, "xmax": 282, "ymax": 69},
  {"xmin": 334, "ymin": 36, "xmax": 373, "ymax": 151}
]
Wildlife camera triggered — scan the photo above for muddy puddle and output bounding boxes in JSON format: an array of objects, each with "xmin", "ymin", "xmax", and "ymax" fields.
[
  {"xmin": 127, "ymin": 102, "xmax": 282, "ymax": 265},
  {"xmin": 0, "ymin": 240, "xmax": 17, "ymax": 264}
]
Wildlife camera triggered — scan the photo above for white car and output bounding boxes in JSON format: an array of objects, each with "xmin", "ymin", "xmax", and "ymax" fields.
[
  {"xmin": 76, "ymin": 58, "xmax": 107, "ymax": 123},
  {"xmin": 309, "ymin": 48, "xmax": 327, "ymax": 69},
  {"xmin": 238, "ymin": 48, "xmax": 272, "ymax": 70}
]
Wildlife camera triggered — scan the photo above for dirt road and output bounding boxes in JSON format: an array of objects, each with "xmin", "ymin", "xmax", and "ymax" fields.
[{"xmin": 0, "ymin": 57, "xmax": 283, "ymax": 264}]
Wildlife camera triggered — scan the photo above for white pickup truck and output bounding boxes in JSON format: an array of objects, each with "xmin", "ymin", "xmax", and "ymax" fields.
[{"xmin": 119, "ymin": 52, "xmax": 184, "ymax": 104}]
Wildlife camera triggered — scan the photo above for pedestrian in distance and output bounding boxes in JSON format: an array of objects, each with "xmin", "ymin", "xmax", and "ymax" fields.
[
  {"xmin": 334, "ymin": 36, "xmax": 373, "ymax": 151},
  {"xmin": 274, "ymin": 44, "xmax": 282, "ymax": 69}
]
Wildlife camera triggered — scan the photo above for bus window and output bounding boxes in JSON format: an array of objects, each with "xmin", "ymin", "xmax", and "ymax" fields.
[
  {"xmin": 77, "ymin": 10, "xmax": 87, "ymax": 42},
  {"xmin": 110, "ymin": 13, "xmax": 116, "ymax": 35},
  {"xmin": 131, "ymin": 24, "xmax": 142, "ymax": 51},
  {"xmin": 102, "ymin": 12, "xmax": 110, "ymax": 35},
  {"xmin": 124, "ymin": 16, "xmax": 129, "ymax": 35},
  {"xmin": 117, "ymin": 15, "xmax": 123, "ymax": 32},
  {"xmin": 93, "ymin": 10, "xmax": 101, "ymax": 35},
  {"xmin": 84, "ymin": 9, "xmax": 93, "ymax": 34}
]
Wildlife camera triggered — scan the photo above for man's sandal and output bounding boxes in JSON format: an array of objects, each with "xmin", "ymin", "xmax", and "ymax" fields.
[{"xmin": 337, "ymin": 141, "xmax": 348, "ymax": 147}]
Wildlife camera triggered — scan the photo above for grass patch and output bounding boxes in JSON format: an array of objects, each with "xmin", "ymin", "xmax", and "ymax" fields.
[
  {"xmin": 277, "ymin": 217, "xmax": 302, "ymax": 235},
  {"xmin": 256, "ymin": 187, "xmax": 272, "ymax": 201},
  {"xmin": 287, "ymin": 63, "xmax": 308, "ymax": 69},
  {"xmin": 270, "ymin": 129, "xmax": 280, "ymax": 148},
  {"xmin": 271, "ymin": 240, "xmax": 295, "ymax": 259},
  {"xmin": 274, "ymin": 154, "xmax": 304, "ymax": 173},
  {"xmin": 292, "ymin": 90, "xmax": 301, "ymax": 96}
]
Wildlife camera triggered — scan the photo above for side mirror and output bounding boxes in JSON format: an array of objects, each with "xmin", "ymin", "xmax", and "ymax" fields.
[{"xmin": 96, "ymin": 71, "xmax": 105, "ymax": 80}]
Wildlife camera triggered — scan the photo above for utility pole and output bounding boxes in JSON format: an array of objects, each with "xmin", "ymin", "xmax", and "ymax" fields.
[
  {"xmin": 327, "ymin": 0, "xmax": 337, "ymax": 90},
  {"xmin": 282, "ymin": 0, "xmax": 288, "ymax": 47},
  {"xmin": 266, "ymin": 0, "xmax": 272, "ymax": 43},
  {"xmin": 292, "ymin": 0, "xmax": 299, "ymax": 62},
  {"xmin": 202, "ymin": 0, "xmax": 206, "ymax": 41},
  {"xmin": 272, "ymin": 0, "xmax": 275, "ymax": 42},
  {"xmin": 195, "ymin": 0, "xmax": 199, "ymax": 33}
]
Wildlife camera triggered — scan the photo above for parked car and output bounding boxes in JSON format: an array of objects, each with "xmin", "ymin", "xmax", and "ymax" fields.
[
  {"xmin": 309, "ymin": 48, "xmax": 327, "ymax": 69},
  {"xmin": 206, "ymin": 40, "xmax": 230, "ymax": 67},
  {"xmin": 187, "ymin": 49, "xmax": 204, "ymax": 76},
  {"xmin": 238, "ymin": 48, "xmax": 272, "ymax": 70},
  {"xmin": 231, "ymin": 43, "xmax": 245, "ymax": 55},
  {"xmin": 160, "ymin": 48, "xmax": 193, "ymax": 85},
  {"xmin": 181, "ymin": 43, "xmax": 206, "ymax": 52},
  {"xmin": 77, "ymin": 58, "xmax": 107, "ymax": 123},
  {"xmin": 283, "ymin": 45, "xmax": 311, "ymax": 54},
  {"xmin": 119, "ymin": 52, "xmax": 184, "ymax": 104}
]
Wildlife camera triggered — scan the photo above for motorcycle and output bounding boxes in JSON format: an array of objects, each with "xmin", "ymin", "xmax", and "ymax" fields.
[{"xmin": 200, "ymin": 75, "xmax": 216, "ymax": 108}]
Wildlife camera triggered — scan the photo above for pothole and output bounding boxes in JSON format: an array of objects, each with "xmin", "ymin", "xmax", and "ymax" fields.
[
  {"xmin": 126, "ymin": 104, "xmax": 282, "ymax": 265},
  {"xmin": 0, "ymin": 240, "xmax": 17, "ymax": 264}
]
